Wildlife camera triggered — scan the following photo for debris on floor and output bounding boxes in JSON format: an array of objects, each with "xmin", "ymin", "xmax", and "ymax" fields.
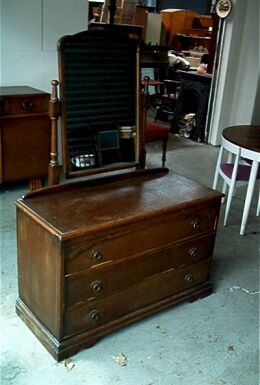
[
  {"xmin": 63, "ymin": 358, "xmax": 75, "ymax": 371},
  {"xmin": 156, "ymin": 325, "xmax": 167, "ymax": 335},
  {"xmin": 112, "ymin": 353, "xmax": 128, "ymax": 366},
  {"xmin": 229, "ymin": 286, "xmax": 260, "ymax": 295}
]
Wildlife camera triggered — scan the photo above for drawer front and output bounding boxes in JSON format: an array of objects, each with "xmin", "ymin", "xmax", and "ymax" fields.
[
  {"xmin": 64, "ymin": 258, "xmax": 211, "ymax": 337},
  {"xmin": 65, "ymin": 234, "xmax": 215, "ymax": 306},
  {"xmin": 1, "ymin": 94, "xmax": 49, "ymax": 116},
  {"xmin": 65, "ymin": 204, "xmax": 218, "ymax": 274}
]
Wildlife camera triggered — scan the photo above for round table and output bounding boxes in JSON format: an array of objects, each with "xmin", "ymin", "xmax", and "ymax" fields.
[
  {"xmin": 222, "ymin": 125, "xmax": 260, "ymax": 235},
  {"xmin": 222, "ymin": 125, "xmax": 260, "ymax": 153}
]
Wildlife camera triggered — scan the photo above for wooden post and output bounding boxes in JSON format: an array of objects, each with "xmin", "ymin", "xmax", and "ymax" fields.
[
  {"xmin": 48, "ymin": 80, "xmax": 61, "ymax": 186},
  {"xmin": 139, "ymin": 75, "xmax": 150, "ymax": 168},
  {"xmin": 108, "ymin": 0, "xmax": 116, "ymax": 24}
]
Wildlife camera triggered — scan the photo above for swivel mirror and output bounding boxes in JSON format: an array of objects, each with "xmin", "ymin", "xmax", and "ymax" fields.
[{"xmin": 54, "ymin": 24, "xmax": 144, "ymax": 181}]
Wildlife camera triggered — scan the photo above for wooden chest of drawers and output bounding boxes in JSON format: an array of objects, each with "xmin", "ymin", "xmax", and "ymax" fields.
[
  {"xmin": 0, "ymin": 86, "xmax": 51, "ymax": 188},
  {"xmin": 16, "ymin": 169, "xmax": 223, "ymax": 361}
]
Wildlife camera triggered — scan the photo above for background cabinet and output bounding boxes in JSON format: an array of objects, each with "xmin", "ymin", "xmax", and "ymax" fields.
[{"xmin": 0, "ymin": 86, "xmax": 51, "ymax": 189}]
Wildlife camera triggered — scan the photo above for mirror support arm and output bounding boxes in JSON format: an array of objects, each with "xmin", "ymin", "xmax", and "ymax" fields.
[{"xmin": 48, "ymin": 80, "xmax": 61, "ymax": 186}]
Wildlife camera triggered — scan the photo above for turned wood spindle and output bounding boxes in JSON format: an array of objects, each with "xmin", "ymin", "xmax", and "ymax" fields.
[{"xmin": 48, "ymin": 80, "xmax": 61, "ymax": 186}]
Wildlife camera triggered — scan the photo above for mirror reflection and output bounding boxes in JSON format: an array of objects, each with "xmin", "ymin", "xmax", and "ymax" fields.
[{"xmin": 57, "ymin": 26, "xmax": 142, "ymax": 179}]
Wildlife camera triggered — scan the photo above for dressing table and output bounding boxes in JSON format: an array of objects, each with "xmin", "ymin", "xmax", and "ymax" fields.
[{"xmin": 15, "ymin": 17, "xmax": 223, "ymax": 361}]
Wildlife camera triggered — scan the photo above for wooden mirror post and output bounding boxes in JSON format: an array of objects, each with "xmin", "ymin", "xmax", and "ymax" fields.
[{"xmin": 48, "ymin": 80, "xmax": 61, "ymax": 186}]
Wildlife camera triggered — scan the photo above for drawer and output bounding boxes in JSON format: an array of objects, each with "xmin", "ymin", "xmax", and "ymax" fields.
[
  {"xmin": 65, "ymin": 234, "xmax": 215, "ymax": 306},
  {"xmin": 64, "ymin": 258, "xmax": 211, "ymax": 337},
  {"xmin": 64, "ymin": 204, "xmax": 218, "ymax": 274},
  {"xmin": 1, "ymin": 94, "xmax": 49, "ymax": 116}
]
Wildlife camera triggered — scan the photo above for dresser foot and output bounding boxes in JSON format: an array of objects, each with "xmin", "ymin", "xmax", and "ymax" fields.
[
  {"xmin": 16, "ymin": 298, "xmax": 100, "ymax": 361},
  {"xmin": 188, "ymin": 282, "xmax": 213, "ymax": 303}
]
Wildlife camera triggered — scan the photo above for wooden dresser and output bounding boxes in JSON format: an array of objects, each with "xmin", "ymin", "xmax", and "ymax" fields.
[
  {"xmin": 16, "ymin": 169, "xmax": 223, "ymax": 361},
  {"xmin": 0, "ymin": 86, "xmax": 51, "ymax": 189}
]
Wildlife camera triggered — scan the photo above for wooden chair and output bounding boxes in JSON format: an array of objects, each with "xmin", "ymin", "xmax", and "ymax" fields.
[
  {"xmin": 145, "ymin": 121, "xmax": 169, "ymax": 167},
  {"xmin": 213, "ymin": 135, "xmax": 260, "ymax": 230}
]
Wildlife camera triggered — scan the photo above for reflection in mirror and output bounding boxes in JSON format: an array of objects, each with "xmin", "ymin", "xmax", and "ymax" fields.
[{"xmin": 56, "ymin": 25, "xmax": 143, "ymax": 179}]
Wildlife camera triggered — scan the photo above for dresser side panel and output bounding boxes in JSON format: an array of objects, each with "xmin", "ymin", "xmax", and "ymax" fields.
[{"xmin": 16, "ymin": 208, "xmax": 63, "ymax": 339}]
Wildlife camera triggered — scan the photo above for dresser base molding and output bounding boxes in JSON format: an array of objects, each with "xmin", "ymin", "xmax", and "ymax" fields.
[{"xmin": 16, "ymin": 281, "xmax": 213, "ymax": 361}]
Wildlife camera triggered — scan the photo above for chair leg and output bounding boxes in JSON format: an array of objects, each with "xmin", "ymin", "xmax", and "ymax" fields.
[
  {"xmin": 240, "ymin": 161, "xmax": 259, "ymax": 235},
  {"xmin": 224, "ymin": 154, "xmax": 240, "ymax": 226},
  {"xmin": 139, "ymin": 147, "xmax": 147, "ymax": 169},
  {"xmin": 222, "ymin": 181, "xmax": 228, "ymax": 195},
  {"xmin": 220, "ymin": 181, "xmax": 228, "ymax": 203},
  {"xmin": 213, "ymin": 146, "xmax": 223, "ymax": 190},
  {"xmin": 162, "ymin": 139, "xmax": 167, "ymax": 167},
  {"xmin": 224, "ymin": 186, "xmax": 233, "ymax": 226},
  {"xmin": 256, "ymin": 187, "xmax": 260, "ymax": 217}
]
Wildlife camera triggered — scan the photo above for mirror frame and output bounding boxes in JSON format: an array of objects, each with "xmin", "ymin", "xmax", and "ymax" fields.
[{"xmin": 57, "ymin": 23, "xmax": 144, "ymax": 180}]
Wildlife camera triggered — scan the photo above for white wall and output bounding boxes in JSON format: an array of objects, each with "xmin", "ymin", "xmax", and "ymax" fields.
[
  {"xmin": 0, "ymin": 0, "xmax": 88, "ymax": 92},
  {"xmin": 208, "ymin": 0, "xmax": 260, "ymax": 145}
]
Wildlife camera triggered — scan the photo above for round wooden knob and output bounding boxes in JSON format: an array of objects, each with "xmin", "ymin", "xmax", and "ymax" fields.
[
  {"xmin": 22, "ymin": 99, "xmax": 33, "ymax": 111},
  {"xmin": 191, "ymin": 219, "xmax": 200, "ymax": 230},
  {"xmin": 185, "ymin": 274, "xmax": 193, "ymax": 284},
  {"xmin": 90, "ymin": 249, "xmax": 102, "ymax": 261},
  {"xmin": 91, "ymin": 280, "xmax": 102, "ymax": 293},
  {"xmin": 189, "ymin": 247, "xmax": 198, "ymax": 259},
  {"xmin": 89, "ymin": 309, "xmax": 100, "ymax": 321}
]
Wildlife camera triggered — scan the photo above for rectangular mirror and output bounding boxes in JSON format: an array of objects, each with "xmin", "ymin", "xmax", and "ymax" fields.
[{"xmin": 57, "ymin": 24, "xmax": 143, "ymax": 179}]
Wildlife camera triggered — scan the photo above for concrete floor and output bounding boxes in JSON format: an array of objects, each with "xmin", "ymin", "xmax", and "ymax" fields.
[{"xmin": 1, "ymin": 134, "xmax": 259, "ymax": 385}]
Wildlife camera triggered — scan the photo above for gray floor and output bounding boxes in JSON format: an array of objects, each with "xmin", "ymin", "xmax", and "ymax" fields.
[{"xmin": 1, "ymin": 134, "xmax": 259, "ymax": 385}]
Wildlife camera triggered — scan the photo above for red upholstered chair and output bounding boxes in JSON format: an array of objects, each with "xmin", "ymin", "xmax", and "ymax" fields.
[{"xmin": 145, "ymin": 121, "xmax": 169, "ymax": 167}]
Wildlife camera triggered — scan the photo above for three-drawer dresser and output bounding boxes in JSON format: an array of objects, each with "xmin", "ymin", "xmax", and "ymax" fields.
[{"xmin": 16, "ymin": 169, "xmax": 223, "ymax": 361}]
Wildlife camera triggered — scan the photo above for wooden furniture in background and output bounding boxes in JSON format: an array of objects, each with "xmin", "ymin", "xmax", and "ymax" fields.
[
  {"xmin": 88, "ymin": 0, "xmax": 104, "ymax": 22},
  {"xmin": 159, "ymin": 9, "xmax": 215, "ymax": 72},
  {"xmin": 160, "ymin": 9, "xmax": 200, "ymax": 48},
  {"xmin": 100, "ymin": 0, "xmax": 136, "ymax": 24},
  {"xmin": 16, "ymin": 169, "xmax": 223, "ymax": 361},
  {"xmin": 133, "ymin": 9, "xmax": 166, "ymax": 45},
  {"xmin": 133, "ymin": 6, "xmax": 148, "ymax": 40},
  {"xmin": 0, "ymin": 86, "xmax": 51, "ymax": 189},
  {"xmin": 141, "ymin": 44, "xmax": 169, "ymax": 84}
]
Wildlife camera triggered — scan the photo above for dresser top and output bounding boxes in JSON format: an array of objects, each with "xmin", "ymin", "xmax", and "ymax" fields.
[
  {"xmin": 0, "ymin": 86, "xmax": 48, "ymax": 96},
  {"xmin": 17, "ymin": 170, "xmax": 222, "ymax": 238}
]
